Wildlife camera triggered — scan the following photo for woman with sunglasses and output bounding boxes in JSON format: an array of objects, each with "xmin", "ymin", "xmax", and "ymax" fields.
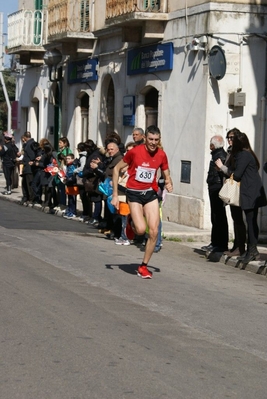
[
  {"xmin": 215, "ymin": 128, "xmax": 246, "ymax": 257},
  {"xmin": 217, "ymin": 129, "xmax": 267, "ymax": 263}
]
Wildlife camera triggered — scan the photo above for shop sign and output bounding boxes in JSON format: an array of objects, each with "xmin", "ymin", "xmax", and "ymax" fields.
[
  {"xmin": 127, "ymin": 43, "xmax": 173, "ymax": 75},
  {"xmin": 123, "ymin": 96, "xmax": 135, "ymax": 126},
  {"xmin": 68, "ymin": 59, "xmax": 98, "ymax": 84}
]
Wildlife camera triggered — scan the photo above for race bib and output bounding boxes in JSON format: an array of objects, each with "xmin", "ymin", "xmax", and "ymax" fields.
[{"xmin": 135, "ymin": 166, "xmax": 156, "ymax": 183}]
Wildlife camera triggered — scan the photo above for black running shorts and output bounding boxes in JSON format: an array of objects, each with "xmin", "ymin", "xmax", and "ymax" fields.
[{"xmin": 126, "ymin": 189, "xmax": 158, "ymax": 205}]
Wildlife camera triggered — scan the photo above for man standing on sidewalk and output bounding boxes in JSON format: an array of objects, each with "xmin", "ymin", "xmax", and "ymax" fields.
[
  {"xmin": 0, "ymin": 132, "xmax": 17, "ymax": 195},
  {"xmin": 20, "ymin": 132, "xmax": 40, "ymax": 205},
  {"xmin": 201, "ymin": 135, "xmax": 229, "ymax": 253},
  {"xmin": 112, "ymin": 125, "xmax": 173, "ymax": 279}
]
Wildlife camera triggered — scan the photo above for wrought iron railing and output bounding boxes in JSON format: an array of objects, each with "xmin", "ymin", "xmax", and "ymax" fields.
[
  {"xmin": 47, "ymin": 0, "xmax": 90, "ymax": 37},
  {"xmin": 106, "ymin": 0, "xmax": 161, "ymax": 18}
]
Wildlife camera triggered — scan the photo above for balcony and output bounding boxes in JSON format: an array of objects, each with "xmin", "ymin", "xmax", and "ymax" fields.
[
  {"xmin": 7, "ymin": 9, "xmax": 48, "ymax": 65},
  {"xmin": 105, "ymin": 0, "xmax": 168, "ymax": 43},
  {"xmin": 46, "ymin": 0, "xmax": 96, "ymax": 57}
]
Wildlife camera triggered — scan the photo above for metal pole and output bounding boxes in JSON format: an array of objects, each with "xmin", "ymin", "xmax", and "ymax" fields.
[{"xmin": 0, "ymin": 12, "xmax": 12, "ymax": 132}]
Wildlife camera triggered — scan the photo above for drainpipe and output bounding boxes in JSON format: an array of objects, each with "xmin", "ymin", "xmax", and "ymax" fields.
[
  {"xmin": 0, "ymin": 71, "xmax": 12, "ymax": 132},
  {"xmin": 259, "ymin": 96, "xmax": 266, "ymax": 180},
  {"xmin": 238, "ymin": 37, "xmax": 243, "ymax": 91},
  {"xmin": 258, "ymin": 38, "xmax": 267, "ymax": 232}
]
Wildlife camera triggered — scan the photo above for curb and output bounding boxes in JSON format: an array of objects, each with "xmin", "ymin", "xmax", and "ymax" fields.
[
  {"xmin": 205, "ymin": 250, "xmax": 267, "ymax": 277},
  {"xmin": 1, "ymin": 193, "xmax": 267, "ymax": 278}
]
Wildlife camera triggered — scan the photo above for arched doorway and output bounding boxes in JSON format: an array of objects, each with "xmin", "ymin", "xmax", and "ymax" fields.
[
  {"xmin": 145, "ymin": 87, "xmax": 158, "ymax": 127},
  {"xmin": 80, "ymin": 93, "xmax": 89, "ymax": 142},
  {"xmin": 99, "ymin": 75, "xmax": 116, "ymax": 145}
]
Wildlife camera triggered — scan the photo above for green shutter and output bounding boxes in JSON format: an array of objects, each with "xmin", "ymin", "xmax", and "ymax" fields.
[
  {"xmin": 35, "ymin": 0, "xmax": 43, "ymax": 11},
  {"xmin": 81, "ymin": 0, "xmax": 90, "ymax": 32},
  {"xmin": 144, "ymin": 0, "xmax": 159, "ymax": 10},
  {"xmin": 34, "ymin": 0, "xmax": 43, "ymax": 45}
]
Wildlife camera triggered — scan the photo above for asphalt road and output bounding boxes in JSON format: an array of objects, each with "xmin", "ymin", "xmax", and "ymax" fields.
[{"xmin": 0, "ymin": 200, "xmax": 266, "ymax": 399}]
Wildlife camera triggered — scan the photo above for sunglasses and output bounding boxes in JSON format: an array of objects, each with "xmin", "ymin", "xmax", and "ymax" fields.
[{"xmin": 226, "ymin": 136, "xmax": 234, "ymax": 140}]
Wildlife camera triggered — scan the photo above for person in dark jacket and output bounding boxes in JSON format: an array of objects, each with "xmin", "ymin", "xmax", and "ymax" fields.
[
  {"xmin": 72, "ymin": 142, "xmax": 88, "ymax": 221},
  {"xmin": 36, "ymin": 142, "xmax": 58, "ymax": 209},
  {"xmin": 83, "ymin": 139, "xmax": 105, "ymax": 224},
  {"xmin": 201, "ymin": 135, "xmax": 229, "ymax": 253},
  {"xmin": 229, "ymin": 131, "xmax": 267, "ymax": 264},
  {"xmin": 90, "ymin": 140, "xmax": 123, "ymax": 237},
  {"xmin": 215, "ymin": 128, "xmax": 247, "ymax": 257},
  {"xmin": 0, "ymin": 132, "xmax": 18, "ymax": 195},
  {"xmin": 20, "ymin": 131, "xmax": 40, "ymax": 205}
]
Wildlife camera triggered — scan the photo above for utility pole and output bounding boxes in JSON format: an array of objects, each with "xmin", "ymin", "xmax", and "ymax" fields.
[{"xmin": 0, "ymin": 12, "xmax": 11, "ymax": 132}]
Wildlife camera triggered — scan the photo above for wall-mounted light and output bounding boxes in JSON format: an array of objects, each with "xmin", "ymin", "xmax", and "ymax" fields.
[
  {"xmin": 43, "ymin": 49, "xmax": 63, "ymax": 82},
  {"xmin": 185, "ymin": 36, "xmax": 207, "ymax": 52}
]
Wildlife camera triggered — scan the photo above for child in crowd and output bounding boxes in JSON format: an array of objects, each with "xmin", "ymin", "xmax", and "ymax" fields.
[
  {"xmin": 63, "ymin": 154, "xmax": 79, "ymax": 219},
  {"xmin": 73, "ymin": 142, "xmax": 89, "ymax": 222},
  {"xmin": 57, "ymin": 137, "xmax": 73, "ymax": 209},
  {"xmin": 17, "ymin": 135, "xmax": 27, "ymax": 176},
  {"xmin": 114, "ymin": 142, "xmax": 136, "ymax": 246}
]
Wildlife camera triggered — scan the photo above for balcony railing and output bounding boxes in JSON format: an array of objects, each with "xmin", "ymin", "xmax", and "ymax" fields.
[
  {"xmin": 106, "ymin": 0, "xmax": 163, "ymax": 19},
  {"xmin": 47, "ymin": 0, "xmax": 90, "ymax": 38},
  {"xmin": 8, "ymin": 9, "xmax": 47, "ymax": 49}
]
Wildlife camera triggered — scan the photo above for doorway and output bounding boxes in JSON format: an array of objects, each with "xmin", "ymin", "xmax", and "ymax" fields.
[
  {"xmin": 145, "ymin": 87, "xmax": 158, "ymax": 127},
  {"xmin": 80, "ymin": 93, "xmax": 89, "ymax": 142}
]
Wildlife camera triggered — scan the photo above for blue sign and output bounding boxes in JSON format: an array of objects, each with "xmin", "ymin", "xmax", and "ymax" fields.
[
  {"xmin": 127, "ymin": 43, "xmax": 173, "ymax": 75},
  {"xmin": 123, "ymin": 95, "xmax": 135, "ymax": 126},
  {"xmin": 68, "ymin": 59, "xmax": 98, "ymax": 84}
]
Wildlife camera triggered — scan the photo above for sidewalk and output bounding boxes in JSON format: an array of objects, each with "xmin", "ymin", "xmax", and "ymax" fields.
[{"xmin": 0, "ymin": 171, "xmax": 266, "ymax": 277}]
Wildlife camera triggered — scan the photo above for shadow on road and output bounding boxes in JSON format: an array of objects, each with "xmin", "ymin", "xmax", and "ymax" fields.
[{"xmin": 105, "ymin": 263, "xmax": 161, "ymax": 275}]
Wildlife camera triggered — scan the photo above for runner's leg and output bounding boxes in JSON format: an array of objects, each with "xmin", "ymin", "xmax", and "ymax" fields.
[
  {"xmin": 142, "ymin": 199, "xmax": 160, "ymax": 264},
  {"xmin": 128, "ymin": 201, "xmax": 147, "ymax": 235}
]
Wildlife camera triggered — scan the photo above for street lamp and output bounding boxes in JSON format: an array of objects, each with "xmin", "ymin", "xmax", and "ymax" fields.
[{"xmin": 43, "ymin": 49, "xmax": 63, "ymax": 82}]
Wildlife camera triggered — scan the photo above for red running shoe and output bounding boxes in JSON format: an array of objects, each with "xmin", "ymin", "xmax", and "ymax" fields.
[
  {"xmin": 126, "ymin": 215, "xmax": 135, "ymax": 240},
  {"xmin": 137, "ymin": 265, "xmax": 152, "ymax": 279}
]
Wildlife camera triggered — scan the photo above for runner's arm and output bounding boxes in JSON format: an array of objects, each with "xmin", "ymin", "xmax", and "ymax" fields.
[
  {"xmin": 162, "ymin": 169, "xmax": 173, "ymax": 193},
  {"xmin": 111, "ymin": 159, "xmax": 129, "ymax": 209}
]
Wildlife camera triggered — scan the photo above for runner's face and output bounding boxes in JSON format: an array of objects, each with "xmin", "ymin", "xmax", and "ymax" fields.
[{"xmin": 145, "ymin": 133, "xmax": 160, "ymax": 153}]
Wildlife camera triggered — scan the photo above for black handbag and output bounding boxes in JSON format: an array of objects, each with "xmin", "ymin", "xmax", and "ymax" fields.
[{"xmin": 83, "ymin": 175, "xmax": 99, "ymax": 192}]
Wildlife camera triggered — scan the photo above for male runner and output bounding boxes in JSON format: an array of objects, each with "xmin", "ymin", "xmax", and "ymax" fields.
[{"xmin": 111, "ymin": 125, "xmax": 173, "ymax": 279}]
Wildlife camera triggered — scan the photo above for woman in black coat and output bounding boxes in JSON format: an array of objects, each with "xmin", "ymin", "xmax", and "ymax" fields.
[
  {"xmin": 230, "ymin": 131, "xmax": 267, "ymax": 263},
  {"xmin": 215, "ymin": 128, "xmax": 247, "ymax": 257},
  {"xmin": 83, "ymin": 140, "xmax": 105, "ymax": 224},
  {"xmin": 0, "ymin": 133, "xmax": 17, "ymax": 195}
]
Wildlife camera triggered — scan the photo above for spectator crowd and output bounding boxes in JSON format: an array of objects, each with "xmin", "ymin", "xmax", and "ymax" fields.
[
  {"xmin": 0, "ymin": 128, "xmax": 164, "ymax": 253},
  {"xmin": 1, "ymin": 127, "xmax": 267, "ymax": 267}
]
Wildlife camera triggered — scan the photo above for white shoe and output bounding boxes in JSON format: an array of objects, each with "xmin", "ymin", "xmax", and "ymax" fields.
[{"xmin": 114, "ymin": 238, "xmax": 131, "ymax": 246}]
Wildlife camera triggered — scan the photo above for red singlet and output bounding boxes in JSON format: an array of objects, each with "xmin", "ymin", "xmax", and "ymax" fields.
[{"xmin": 123, "ymin": 144, "xmax": 169, "ymax": 191}]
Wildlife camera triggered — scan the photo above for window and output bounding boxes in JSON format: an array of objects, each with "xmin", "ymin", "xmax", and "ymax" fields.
[
  {"xmin": 81, "ymin": 0, "xmax": 90, "ymax": 32},
  {"xmin": 144, "ymin": 0, "xmax": 159, "ymax": 11}
]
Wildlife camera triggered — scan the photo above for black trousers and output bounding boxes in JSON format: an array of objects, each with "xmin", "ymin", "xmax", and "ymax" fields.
[
  {"xmin": 230, "ymin": 205, "xmax": 246, "ymax": 252},
  {"xmin": 79, "ymin": 187, "xmax": 92, "ymax": 217},
  {"xmin": 21, "ymin": 173, "xmax": 34, "ymax": 202},
  {"xmin": 244, "ymin": 208, "xmax": 259, "ymax": 246},
  {"xmin": 209, "ymin": 189, "xmax": 229, "ymax": 249},
  {"xmin": 3, "ymin": 164, "xmax": 14, "ymax": 188}
]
